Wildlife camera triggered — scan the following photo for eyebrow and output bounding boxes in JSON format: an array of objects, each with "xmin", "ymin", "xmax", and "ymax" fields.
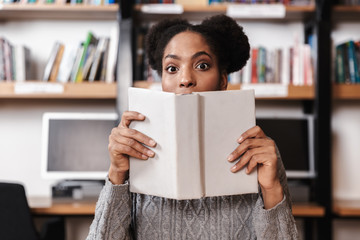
[{"xmin": 164, "ymin": 51, "xmax": 213, "ymax": 61}]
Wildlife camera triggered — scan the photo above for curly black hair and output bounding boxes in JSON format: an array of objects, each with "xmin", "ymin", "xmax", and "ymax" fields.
[{"xmin": 145, "ymin": 14, "xmax": 250, "ymax": 76}]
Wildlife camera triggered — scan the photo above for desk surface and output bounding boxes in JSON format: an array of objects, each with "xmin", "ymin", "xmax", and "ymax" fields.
[{"xmin": 29, "ymin": 197, "xmax": 325, "ymax": 217}]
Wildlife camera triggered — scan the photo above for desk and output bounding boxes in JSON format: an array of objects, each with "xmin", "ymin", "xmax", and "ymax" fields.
[
  {"xmin": 29, "ymin": 197, "xmax": 324, "ymax": 217},
  {"xmin": 29, "ymin": 197, "xmax": 96, "ymax": 216}
]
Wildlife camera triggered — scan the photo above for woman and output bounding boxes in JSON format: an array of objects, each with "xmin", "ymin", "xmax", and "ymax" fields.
[{"xmin": 87, "ymin": 15, "xmax": 298, "ymax": 239}]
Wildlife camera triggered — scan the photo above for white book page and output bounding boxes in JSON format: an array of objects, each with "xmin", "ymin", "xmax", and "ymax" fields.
[
  {"xmin": 198, "ymin": 90, "xmax": 258, "ymax": 197},
  {"xmin": 128, "ymin": 88, "xmax": 202, "ymax": 199}
]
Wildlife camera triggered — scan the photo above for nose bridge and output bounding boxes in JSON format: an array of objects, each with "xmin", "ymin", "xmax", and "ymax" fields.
[{"xmin": 180, "ymin": 65, "xmax": 195, "ymax": 87}]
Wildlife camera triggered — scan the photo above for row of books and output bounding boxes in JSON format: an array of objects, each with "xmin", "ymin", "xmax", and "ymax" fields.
[
  {"xmin": 338, "ymin": 0, "xmax": 360, "ymax": 5},
  {"xmin": 134, "ymin": 0, "xmax": 314, "ymax": 5},
  {"xmin": 1, "ymin": 0, "xmax": 116, "ymax": 5},
  {"xmin": 43, "ymin": 30, "xmax": 118, "ymax": 83},
  {"xmin": 335, "ymin": 40, "xmax": 360, "ymax": 84},
  {"xmin": 228, "ymin": 44, "xmax": 314, "ymax": 85},
  {"xmin": 0, "ymin": 38, "xmax": 32, "ymax": 82}
]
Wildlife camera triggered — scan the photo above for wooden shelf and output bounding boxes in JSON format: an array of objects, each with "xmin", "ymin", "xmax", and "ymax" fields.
[
  {"xmin": 292, "ymin": 202, "xmax": 325, "ymax": 217},
  {"xmin": 133, "ymin": 81, "xmax": 314, "ymax": 100},
  {"xmin": 0, "ymin": 3, "xmax": 118, "ymax": 20},
  {"xmin": 134, "ymin": 4, "xmax": 315, "ymax": 22},
  {"xmin": 333, "ymin": 200, "xmax": 360, "ymax": 217},
  {"xmin": 28, "ymin": 196, "xmax": 324, "ymax": 217},
  {"xmin": 333, "ymin": 5, "xmax": 360, "ymax": 20},
  {"xmin": 0, "ymin": 82, "xmax": 117, "ymax": 99},
  {"xmin": 333, "ymin": 84, "xmax": 360, "ymax": 100}
]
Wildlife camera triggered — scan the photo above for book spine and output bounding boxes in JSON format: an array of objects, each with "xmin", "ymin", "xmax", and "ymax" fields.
[
  {"xmin": 251, "ymin": 48, "xmax": 258, "ymax": 83},
  {"xmin": 335, "ymin": 45, "xmax": 345, "ymax": 84},
  {"xmin": 0, "ymin": 39, "xmax": 5, "ymax": 81},
  {"xmin": 355, "ymin": 41, "xmax": 360, "ymax": 83},
  {"xmin": 174, "ymin": 94, "xmax": 203, "ymax": 199}
]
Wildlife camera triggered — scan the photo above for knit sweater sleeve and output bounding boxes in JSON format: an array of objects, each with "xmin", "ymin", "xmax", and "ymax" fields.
[
  {"xmin": 252, "ymin": 147, "xmax": 299, "ymax": 240},
  {"xmin": 86, "ymin": 177, "xmax": 132, "ymax": 240}
]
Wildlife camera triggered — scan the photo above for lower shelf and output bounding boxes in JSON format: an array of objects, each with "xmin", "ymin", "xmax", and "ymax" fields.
[{"xmin": 333, "ymin": 200, "xmax": 360, "ymax": 217}]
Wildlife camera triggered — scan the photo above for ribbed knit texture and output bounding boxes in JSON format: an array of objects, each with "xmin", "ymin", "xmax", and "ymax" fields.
[{"xmin": 87, "ymin": 152, "xmax": 299, "ymax": 240}]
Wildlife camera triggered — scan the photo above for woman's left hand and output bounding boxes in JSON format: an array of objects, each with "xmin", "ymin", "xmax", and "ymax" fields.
[{"xmin": 227, "ymin": 126, "xmax": 283, "ymax": 209}]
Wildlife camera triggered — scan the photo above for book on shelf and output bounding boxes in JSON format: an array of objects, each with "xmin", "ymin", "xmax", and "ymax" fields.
[
  {"xmin": 14, "ymin": 45, "xmax": 31, "ymax": 82},
  {"xmin": 88, "ymin": 37, "xmax": 109, "ymax": 82},
  {"xmin": 227, "ymin": 44, "xmax": 314, "ymax": 86},
  {"xmin": 75, "ymin": 32, "xmax": 98, "ymax": 83},
  {"xmin": 43, "ymin": 42, "xmax": 64, "ymax": 82},
  {"xmin": 57, "ymin": 44, "xmax": 77, "ymax": 83},
  {"xmin": 337, "ymin": 0, "xmax": 360, "ymax": 5},
  {"xmin": 105, "ymin": 24, "xmax": 119, "ymax": 84},
  {"xmin": 128, "ymin": 87, "xmax": 258, "ymax": 200},
  {"xmin": 335, "ymin": 40, "xmax": 360, "ymax": 84},
  {"xmin": 0, "ymin": 38, "xmax": 32, "ymax": 82}
]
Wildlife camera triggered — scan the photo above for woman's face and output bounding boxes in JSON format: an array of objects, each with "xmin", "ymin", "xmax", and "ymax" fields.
[{"xmin": 161, "ymin": 31, "xmax": 227, "ymax": 94}]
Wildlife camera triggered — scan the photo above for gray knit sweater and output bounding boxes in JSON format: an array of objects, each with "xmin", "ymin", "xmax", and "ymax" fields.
[{"xmin": 87, "ymin": 157, "xmax": 298, "ymax": 240}]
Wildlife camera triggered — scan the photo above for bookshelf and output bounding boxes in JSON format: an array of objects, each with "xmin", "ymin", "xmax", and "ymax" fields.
[
  {"xmin": 331, "ymin": 1, "xmax": 360, "ymax": 232},
  {"xmin": 0, "ymin": 0, "xmax": 119, "ymax": 210},
  {"xmin": 0, "ymin": 4, "xmax": 118, "ymax": 20}
]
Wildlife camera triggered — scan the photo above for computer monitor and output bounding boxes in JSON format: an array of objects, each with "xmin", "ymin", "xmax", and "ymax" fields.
[
  {"xmin": 41, "ymin": 112, "xmax": 118, "ymax": 180},
  {"xmin": 256, "ymin": 115, "xmax": 316, "ymax": 178}
]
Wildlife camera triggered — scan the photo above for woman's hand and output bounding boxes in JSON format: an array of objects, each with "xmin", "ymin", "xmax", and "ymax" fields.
[
  {"xmin": 227, "ymin": 126, "xmax": 283, "ymax": 209},
  {"xmin": 108, "ymin": 111, "xmax": 156, "ymax": 185}
]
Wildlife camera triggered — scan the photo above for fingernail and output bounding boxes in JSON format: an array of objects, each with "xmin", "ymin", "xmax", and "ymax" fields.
[
  {"xmin": 231, "ymin": 165, "xmax": 237, "ymax": 172},
  {"xmin": 149, "ymin": 139, "xmax": 156, "ymax": 147},
  {"xmin": 245, "ymin": 168, "xmax": 249, "ymax": 174},
  {"xmin": 227, "ymin": 154, "xmax": 233, "ymax": 162},
  {"xmin": 139, "ymin": 114, "xmax": 145, "ymax": 119},
  {"xmin": 147, "ymin": 150, "xmax": 155, "ymax": 157},
  {"xmin": 237, "ymin": 136, "xmax": 243, "ymax": 143},
  {"xmin": 142, "ymin": 154, "xmax": 148, "ymax": 160}
]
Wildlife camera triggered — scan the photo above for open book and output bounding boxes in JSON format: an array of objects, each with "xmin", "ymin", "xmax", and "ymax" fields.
[{"xmin": 128, "ymin": 87, "xmax": 258, "ymax": 200}]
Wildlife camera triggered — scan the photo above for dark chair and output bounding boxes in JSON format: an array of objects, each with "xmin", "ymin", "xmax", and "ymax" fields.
[{"xmin": 0, "ymin": 182, "xmax": 64, "ymax": 240}]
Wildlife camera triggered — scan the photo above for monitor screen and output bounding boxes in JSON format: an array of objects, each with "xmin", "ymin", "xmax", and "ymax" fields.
[
  {"xmin": 256, "ymin": 115, "xmax": 316, "ymax": 178},
  {"xmin": 41, "ymin": 112, "xmax": 118, "ymax": 180}
]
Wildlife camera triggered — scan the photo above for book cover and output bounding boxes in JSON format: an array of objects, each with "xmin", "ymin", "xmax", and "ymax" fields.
[
  {"xmin": 347, "ymin": 41, "xmax": 360, "ymax": 84},
  {"xmin": 88, "ymin": 37, "xmax": 107, "ymax": 82},
  {"xmin": 15, "ymin": 45, "xmax": 26, "ymax": 82},
  {"xmin": 106, "ymin": 25, "xmax": 119, "ymax": 83},
  {"xmin": 57, "ymin": 44, "xmax": 77, "ymax": 83},
  {"xmin": 70, "ymin": 43, "xmax": 84, "ymax": 83},
  {"xmin": 43, "ymin": 42, "xmax": 62, "ymax": 81},
  {"xmin": 335, "ymin": 44, "xmax": 345, "ymax": 84},
  {"xmin": 0, "ymin": 39, "xmax": 5, "ymax": 81},
  {"xmin": 75, "ymin": 32, "xmax": 98, "ymax": 83},
  {"xmin": 99, "ymin": 38, "xmax": 110, "ymax": 82},
  {"xmin": 251, "ymin": 48, "xmax": 258, "ymax": 83},
  {"xmin": 49, "ymin": 43, "xmax": 65, "ymax": 82},
  {"xmin": 128, "ymin": 87, "xmax": 258, "ymax": 200}
]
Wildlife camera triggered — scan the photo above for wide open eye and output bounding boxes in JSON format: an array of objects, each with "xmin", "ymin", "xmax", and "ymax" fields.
[
  {"xmin": 196, "ymin": 63, "xmax": 210, "ymax": 70},
  {"xmin": 166, "ymin": 66, "xmax": 178, "ymax": 73}
]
